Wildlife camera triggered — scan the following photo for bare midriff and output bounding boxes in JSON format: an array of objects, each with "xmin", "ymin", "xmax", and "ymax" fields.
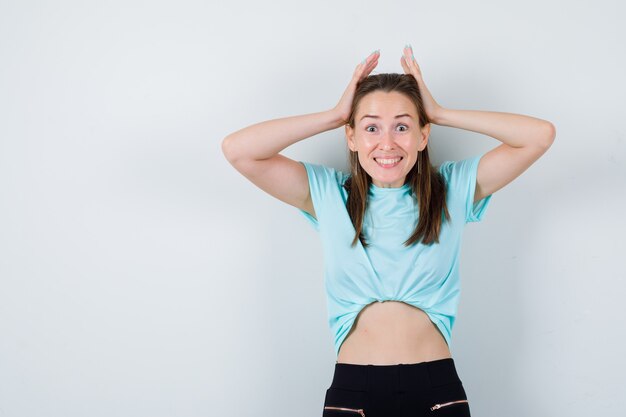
[{"xmin": 336, "ymin": 300, "xmax": 452, "ymax": 365}]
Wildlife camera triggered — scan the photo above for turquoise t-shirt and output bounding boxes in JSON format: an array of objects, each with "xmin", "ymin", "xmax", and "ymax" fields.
[{"xmin": 297, "ymin": 153, "xmax": 493, "ymax": 357}]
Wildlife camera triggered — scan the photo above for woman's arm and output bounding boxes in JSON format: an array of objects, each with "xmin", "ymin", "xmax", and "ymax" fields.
[
  {"xmin": 221, "ymin": 51, "xmax": 380, "ymax": 220},
  {"xmin": 220, "ymin": 109, "xmax": 344, "ymax": 220},
  {"xmin": 400, "ymin": 44, "xmax": 556, "ymax": 203},
  {"xmin": 432, "ymin": 108, "xmax": 555, "ymax": 148},
  {"xmin": 222, "ymin": 110, "xmax": 344, "ymax": 163},
  {"xmin": 222, "ymin": 50, "xmax": 380, "ymax": 163},
  {"xmin": 436, "ymin": 107, "xmax": 555, "ymax": 203}
]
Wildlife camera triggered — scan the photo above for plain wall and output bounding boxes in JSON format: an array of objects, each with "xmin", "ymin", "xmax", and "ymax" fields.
[{"xmin": 1, "ymin": 0, "xmax": 624, "ymax": 416}]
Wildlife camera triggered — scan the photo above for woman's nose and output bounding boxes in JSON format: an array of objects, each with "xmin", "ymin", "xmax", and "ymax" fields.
[{"xmin": 380, "ymin": 134, "xmax": 395, "ymax": 150}]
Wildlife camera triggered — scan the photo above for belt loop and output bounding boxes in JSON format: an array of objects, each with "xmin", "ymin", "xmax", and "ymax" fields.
[
  {"xmin": 425, "ymin": 362, "xmax": 433, "ymax": 388},
  {"xmin": 396, "ymin": 364, "xmax": 402, "ymax": 392},
  {"xmin": 365, "ymin": 364, "xmax": 371, "ymax": 392}
]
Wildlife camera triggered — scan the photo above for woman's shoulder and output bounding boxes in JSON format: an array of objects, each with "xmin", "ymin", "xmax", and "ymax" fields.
[{"xmin": 299, "ymin": 161, "xmax": 351, "ymax": 190}]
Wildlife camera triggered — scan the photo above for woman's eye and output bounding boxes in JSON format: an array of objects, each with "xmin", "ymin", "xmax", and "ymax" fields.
[{"xmin": 365, "ymin": 125, "xmax": 408, "ymax": 132}]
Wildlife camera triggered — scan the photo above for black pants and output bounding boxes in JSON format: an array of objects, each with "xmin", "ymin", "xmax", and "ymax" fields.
[{"xmin": 322, "ymin": 358, "xmax": 471, "ymax": 417}]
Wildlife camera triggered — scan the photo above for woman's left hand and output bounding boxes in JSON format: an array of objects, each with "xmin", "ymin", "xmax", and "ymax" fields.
[{"xmin": 400, "ymin": 45, "xmax": 444, "ymax": 124}]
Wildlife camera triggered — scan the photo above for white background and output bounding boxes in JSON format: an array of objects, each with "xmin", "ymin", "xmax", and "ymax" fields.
[{"xmin": 1, "ymin": 1, "xmax": 624, "ymax": 416}]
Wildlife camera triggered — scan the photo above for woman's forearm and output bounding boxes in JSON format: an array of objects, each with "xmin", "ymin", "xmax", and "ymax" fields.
[
  {"xmin": 222, "ymin": 109, "xmax": 345, "ymax": 162},
  {"xmin": 432, "ymin": 108, "xmax": 556, "ymax": 148}
]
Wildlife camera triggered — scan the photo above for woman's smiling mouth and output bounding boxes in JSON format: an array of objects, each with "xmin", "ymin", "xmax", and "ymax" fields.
[{"xmin": 374, "ymin": 156, "xmax": 403, "ymax": 168}]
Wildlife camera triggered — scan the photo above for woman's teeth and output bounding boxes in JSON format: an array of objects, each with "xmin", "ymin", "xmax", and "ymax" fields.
[{"xmin": 375, "ymin": 157, "xmax": 402, "ymax": 167}]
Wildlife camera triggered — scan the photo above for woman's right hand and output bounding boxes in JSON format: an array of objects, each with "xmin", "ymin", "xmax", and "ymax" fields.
[{"xmin": 332, "ymin": 50, "xmax": 380, "ymax": 126}]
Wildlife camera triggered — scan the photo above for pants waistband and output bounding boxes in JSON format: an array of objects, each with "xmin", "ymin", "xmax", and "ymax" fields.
[{"xmin": 330, "ymin": 358, "xmax": 460, "ymax": 393}]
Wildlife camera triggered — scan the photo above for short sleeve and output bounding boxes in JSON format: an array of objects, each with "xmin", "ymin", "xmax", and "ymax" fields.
[
  {"xmin": 438, "ymin": 153, "xmax": 493, "ymax": 223},
  {"xmin": 296, "ymin": 161, "xmax": 342, "ymax": 231}
]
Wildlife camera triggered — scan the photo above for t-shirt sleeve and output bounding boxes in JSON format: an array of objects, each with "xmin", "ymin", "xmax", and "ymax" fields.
[
  {"xmin": 438, "ymin": 152, "xmax": 493, "ymax": 223},
  {"xmin": 296, "ymin": 161, "xmax": 341, "ymax": 231}
]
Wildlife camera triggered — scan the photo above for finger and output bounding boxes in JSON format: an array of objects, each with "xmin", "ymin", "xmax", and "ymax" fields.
[
  {"xmin": 400, "ymin": 56, "xmax": 409, "ymax": 73},
  {"xmin": 401, "ymin": 55, "xmax": 413, "ymax": 73},
  {"xmin": 365, "ymin": 54, "xmax": 379, "ymax": 71},
  {"xmin": 354, "ymin": 57, "xmax": 369, "ymax": 78},
  {"xmin": 404, "ymin": 48, "xmax": 421, "ymax": 73},
  {"xmin": 358, "ymin": 51, "xmax": 380, "ymax": 77},
  {"xmin": 403, "ymin": 45, "xmax": 419, "ymax": 68},
  {"xmin": 404, "ymin": 55, "xmax": 420, "ymax": 78},
  {"xmin": 403, "ymin": 50, "xmax": 413, "ymax": 66},
  {"xmin": 358, "ymin": 50, "xmax": 377, "ymax": 66},
  {"xmin": 403, "ymin": 45, "xmax": 411, "ymax": 59},
  {"xmin": 365, "ymin": 50, "xmax": 380, "ymax": 65}
]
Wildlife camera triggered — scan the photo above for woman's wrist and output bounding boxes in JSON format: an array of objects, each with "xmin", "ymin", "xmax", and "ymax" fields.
[
  {"xmin": 327, "ymin": 107, "xmax": 349, "ymax": 129},
  {"xmin": 430, "ymin": 106, "xmax": 448, "ymax": 126}
]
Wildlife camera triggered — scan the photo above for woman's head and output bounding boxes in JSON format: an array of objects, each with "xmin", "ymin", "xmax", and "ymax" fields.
[
  {"xmin": 345, "ymin": 73, "xmax": 431, "ymax": 188},
  {"xmin": 342, "ymin": 73, "xmax": 450, "ymax": 249}
]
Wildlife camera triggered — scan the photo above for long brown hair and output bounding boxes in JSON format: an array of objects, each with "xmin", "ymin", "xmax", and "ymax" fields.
[{"xmin": 343, "ymin": 73, "xmax": 450, "ymax": 248}]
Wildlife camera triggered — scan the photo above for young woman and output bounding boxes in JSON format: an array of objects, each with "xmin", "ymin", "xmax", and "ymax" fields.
[{"xmin": 222, "ymin": 44, "xmax": 555, "ymax": 417}]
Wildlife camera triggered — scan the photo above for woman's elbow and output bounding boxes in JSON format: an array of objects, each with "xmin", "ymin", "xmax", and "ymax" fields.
[
  {"xmin": 221, "ymin": 135, "xmax": 239, "ymax": 164},
  {"xmin": 541, "ymin": 121, "xmax": 556, "ymax": 147}
]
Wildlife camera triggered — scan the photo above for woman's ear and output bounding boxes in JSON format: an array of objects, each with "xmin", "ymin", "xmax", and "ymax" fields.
[
  {"xmin": 419, "ymin": 123, "xmax": 431, "ymax": 149},
  {"xmin": 345, "ymin": 125, "xmax": 356, "ymax": 152}
]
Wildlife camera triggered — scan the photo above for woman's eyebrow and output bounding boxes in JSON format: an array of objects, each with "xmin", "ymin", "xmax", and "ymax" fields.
[{"xmin": 360, "ymin": 113, "xmax": 413, "ymax": 121}]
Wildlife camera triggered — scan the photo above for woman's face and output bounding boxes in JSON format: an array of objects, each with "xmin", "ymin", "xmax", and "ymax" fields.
[{"xmin": 346, "ymin": 90, "xmax": 430, "ymax": 188}]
